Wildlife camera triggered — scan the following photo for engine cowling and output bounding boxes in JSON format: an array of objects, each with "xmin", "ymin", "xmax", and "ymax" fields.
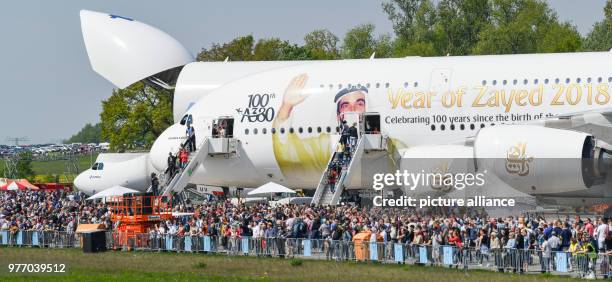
[
  {"xmin": 473, "ymin": 125, "xmax": 607, "ymax": 194},
  {"xmin": 399, "ymin": 145, "xmax": 478, "ymax": 196}
]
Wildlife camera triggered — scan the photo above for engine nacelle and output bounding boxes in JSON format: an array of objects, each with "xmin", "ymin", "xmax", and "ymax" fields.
[
  {"xmin": 474, "ymin": 125, "xmax": 608, "ymax": 194},
  {"xmin": 399, "ymin": 145, "xmax": 479, "ymax": 196}
]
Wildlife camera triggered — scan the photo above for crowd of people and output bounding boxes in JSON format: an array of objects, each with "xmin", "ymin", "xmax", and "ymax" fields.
[
  {"xmin": 1, "ymin": 188, "xmax": 611, "ymax": 275},
  {"xmin": 0, "ymin": 190, "xmax": 110, "ymax": 233}
]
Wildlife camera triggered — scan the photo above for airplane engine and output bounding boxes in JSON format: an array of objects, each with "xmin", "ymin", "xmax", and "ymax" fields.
[
  {"xmin": 474, "ymin": 125, "xmax": 610, "ymax": 194},
  {"xmin": 399, "ymin": 145, "xmax": 477, "ymax": 196}
]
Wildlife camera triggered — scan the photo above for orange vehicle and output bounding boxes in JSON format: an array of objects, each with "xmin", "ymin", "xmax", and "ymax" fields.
[{"xmin": 109, "ymin": 193, "xmax": 173, "ymax": 249}]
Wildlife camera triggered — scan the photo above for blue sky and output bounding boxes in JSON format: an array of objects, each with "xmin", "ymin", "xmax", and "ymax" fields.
[{"xmin": 0, "ymin": 0, "xmax": 607, "ymax": 144}]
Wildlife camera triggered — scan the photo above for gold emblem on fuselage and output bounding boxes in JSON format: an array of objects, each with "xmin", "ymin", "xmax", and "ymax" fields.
[{"xmin": 505, "ymin": 142, "xmax": 533, "ymax": 176}]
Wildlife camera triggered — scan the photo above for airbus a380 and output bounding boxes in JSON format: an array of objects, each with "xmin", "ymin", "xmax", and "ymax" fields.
[{"xmin": 74, "ymin": 10, "xmax": 612, "ymax": 210}]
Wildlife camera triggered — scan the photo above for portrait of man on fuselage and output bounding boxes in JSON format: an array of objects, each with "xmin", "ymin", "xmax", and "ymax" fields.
[{"xmin": 272, "ymin": 73, "xmax": 367, "ymax": 181}]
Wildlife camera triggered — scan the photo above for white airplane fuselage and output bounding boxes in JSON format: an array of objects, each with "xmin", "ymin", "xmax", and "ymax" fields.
[{"xmin": 74, "ymin": 10, "xmax": 612, "ymax": 203}]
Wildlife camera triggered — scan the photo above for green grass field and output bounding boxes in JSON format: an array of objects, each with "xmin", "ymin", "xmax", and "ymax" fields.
[
  {"xmin": 0, "ymin": 248, "xmax": 580, "ymax": 282},
  {"xmin": 0, "ymin": 154, "xmax": 97, "ymax": 182}
]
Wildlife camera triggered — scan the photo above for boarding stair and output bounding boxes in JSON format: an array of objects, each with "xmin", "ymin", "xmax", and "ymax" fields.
[
  {"xmin": 159, "ymin": 137, "xmax": 238, "ymax": 197},
  {"xmin": 311, "ymin": 137, "xmax": 366, "ymax": 206}
]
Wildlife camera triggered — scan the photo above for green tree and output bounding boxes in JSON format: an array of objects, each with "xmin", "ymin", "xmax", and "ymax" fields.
[
  {"xmin": 100, "ymin": 82, "xmax": 173, "ymax": 151},
  {"xmin": 342, "ymin": 24, "xmax": 393, "ymax": 59},
  {"xmin": 473, "ymin": 0, "xmax": 581, "ymax": 54},
  {"xmin": 197, "ymin": 35, "xmax": 255, "ymax": 61},
  {"xmin": 64, "ymin": 123, "xmax": 103, "ymax": 144},
  {"xmin": 583, "ymin": 0, "xmax": 612, "ymax": 51},
  {"xmin": 434, "ymin": 0, "xmax": 492, "ymax": 55},
  {"xmin": 197, "ymin": 35, "xmax": 310, "ymax": 61},
  {"xmin": 304, "ymin": 29, "xmax": 341, "ymax": 59},
  {"xmin": 16, "ymin": 152, "xmax": 34, "ymax": 180}
]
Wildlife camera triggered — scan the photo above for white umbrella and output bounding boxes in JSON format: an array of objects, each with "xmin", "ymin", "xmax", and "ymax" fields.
[
  {"xmin": 7, "ymin": 182, "xmax": 19, "ymax": 191},
  {"xmin": 86, "ymin": 185, "xmax": 139, "ymax": 200},
  {"xmin": 247, "ymin": 182, "xmax": 296, "ymax": 196}
]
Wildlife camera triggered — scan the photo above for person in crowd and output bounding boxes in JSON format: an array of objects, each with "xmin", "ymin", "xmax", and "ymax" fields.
[
  {"xmin": 186, "ymin": 124, "xmax": 196, "ymax": 152},
  {"xmin": 151, "ymin": 173, "xmax": 159, "ymax": 195},
  {"xmin": 348, "ymin": 122, "xmax": 358, "ymax": 149},
  {"xmin": 166, "ymin": 152, "xmax": 176, "ymax": 179},
  {"xmin": 179, "ymin": 146, "xmax": 189, "ymax": 169}
]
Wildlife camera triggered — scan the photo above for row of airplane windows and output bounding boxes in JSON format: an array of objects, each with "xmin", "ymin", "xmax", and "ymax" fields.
[
  {"xmin": 242, "ymin": 123, "xmax": 494, "ymax": 135},
  {"xmin": 431, "ymin": 123, "xmax": 494, "ymax": 131},
  {"xmin": 244, "ymin": 126, "xmax": 341, "ymax": 135},
  {"xmin": 319, "ymin": 81, "xmax": 418, "ymax": 90},
  {"xmin": 482, "ymin": 76, "xmax": 612, "ymax": 86},
  {"xmin": 316, "ymin": 76, "xmax": 612, "ymax": 90}
]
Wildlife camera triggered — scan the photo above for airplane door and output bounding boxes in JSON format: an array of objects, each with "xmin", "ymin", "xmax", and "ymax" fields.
[{"xmin": 342, "ymin": 112, "xmax": 362, "ymax": 133}]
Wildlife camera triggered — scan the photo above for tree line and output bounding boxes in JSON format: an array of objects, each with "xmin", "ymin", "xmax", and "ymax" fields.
[{"xmin": 72, "ymin": 0, "xmax": 611, "ymax": 151}]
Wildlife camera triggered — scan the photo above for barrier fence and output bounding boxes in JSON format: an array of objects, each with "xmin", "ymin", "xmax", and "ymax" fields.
[{"xmin": 1, "ymin": 230, "xmax": 610, "ymax": 279}]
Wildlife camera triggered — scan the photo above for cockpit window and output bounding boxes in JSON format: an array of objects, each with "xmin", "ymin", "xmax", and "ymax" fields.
[
  {"xmin": 91, "ymin": 163, "xmax": 104, "ymax": 170},
  {"xmin": 180, "ymin": 114, "xmax": 193, "ymax": 125}
]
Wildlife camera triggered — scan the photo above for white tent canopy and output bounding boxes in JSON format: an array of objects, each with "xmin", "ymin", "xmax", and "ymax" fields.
[
  {"xmin": 247, "ymin": 182, "xmax": 296, "ymax": 196},
  {"xmin": 86, "ymin": 185, "xmax": 139, "ymax": 200}
]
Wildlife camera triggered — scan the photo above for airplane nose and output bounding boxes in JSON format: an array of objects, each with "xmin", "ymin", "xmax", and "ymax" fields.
[
  {"xmin": 150, "ymin": 123, "xmax": 187, "ymax": 171},
  {"xmin": 73, "ymin": 171, "xmax": 92, "ymax": 195}
]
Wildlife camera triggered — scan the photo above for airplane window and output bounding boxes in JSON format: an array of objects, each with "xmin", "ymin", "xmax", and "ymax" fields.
[
  {"xmin": 430, "ymin": 125, "xmax": 436, "ymax": 131},
  {"xmin": 289, "ymin": 127, "xmax": 294, "ymax": 134},
  {"xmin": 565, "ymin": 78, "xmax": 570, "ymax": 84},
  {"xmin": 440, "ymin": 124, "xmax": 446, "ymax": 131},
  {"xmin": 91, "ymin": 163, "xmax": 98, "ymax": 170},
  {"xmin": 608, "ymin": 77, "xmax": 611, "ymax": 82},
  {"xmin": 335, "ymin": 126, "xmax": 340, "ymax": 133},
  {"xmin": 404, "ymin": 82, "xmax": 409, "ymax": 88},
  {"xmin": 262, "ymin": 128, "xmax": 267, "ymax": 135},
  {"xmin": 587, "ymin": 77, "xmax": 592, "ymax": 83},
  {"xmin": 576, "ymin": 78, "xmax": 581, "ymax": 83},
  {"xmin": 245, "ymin": 129, "xmax": 249, "ymax": 135},
  {"xmin": 98, "ymin": 163, "xmax": 104, "ymax": 170},
  {"xmin": 481, "ymin": 80, "xmax": 486, "ymax": 86},
  {"xmin": 280, "ymin": 128, "xmax": 285, "ymax": 134},
  {"xmin": 470, "ymin": 124, "xmax": 475, "ymax": 130},
  {"xmin": 357, "ymin": 83, "xmax": 362, "ymax": 88},
  {"xmin": 338, "ymin": 84, "xmax": 342, "ymax": 89},
  {"xmin": 555, "ymin": 78, "xmax": 560, "ymax": 84},
  {"xmin": 180, "ymin": 115, "xmax": 188, "ymax": 125},
  {"xmin": 534, "ymin": 79, "xmax": 539, "ymax": 84},
  {"xmin": 329, "ymin": 84, "xmax": 333, "ymax": 89},
  {"xmin": 450, "ymin": 124, "xmax": 455, "ymax": 130},
  {"xmin": 317, "ymin": 127, "xmax": 322, "ymax": 133},
  {"xmin": 298, "ymin": 127, "xmax": 303, "ymax": 134},
  {"xmin": 376, "ymin": 83, "xmax": 380, "ymax": 88},
  {"xmin": 460, "ymin": 124, "xmax": 465, "ymax": 130},
  {"xmin": 326, "ymin": 126, "xmax": 331, "ymax": 133},
  {"xmin": 320, "ymin": 84, "xmax": 324, "ymax": 88},
  {"xmin": 513, "ymin": 79, "xmax": 517, "ymax": 85},
  {"xmin": 544, "ymin": 78, "xmax": 549, "ymax": 84},
  {"xmin": 503, "ymin": 80, "xmax": 507, "ymax": 85},
  {"xmin": 271, "ymin": 128, "xmax": 276, "ymax": 134},
  {"xmin": 598, "ymin": 77, "xmax": 603, "ymax": 83},
  {"xmin": 492, "ymin": 80, "xmax": 497, "ymax": 86},
  {"xmin": 253, "ymin": 128, "xmax": 258, "ymax": 135},
  {"xmin": 523, "ymin": 79, "xmax": 528, "ymax": 85},
  {"xmin": 366, "ymin": 83, "xmax": 371, "ymax": 88},
  {"xmin": 414, "ymin": 82, "xmax": 418, "ymax": 87},
  {"xmin": 307, "ymin": 127, "xmax": 312, "ymax": 133},
  {"xmin": 385, "ymin": 82, "xmax": 389, "ymax": 88}
]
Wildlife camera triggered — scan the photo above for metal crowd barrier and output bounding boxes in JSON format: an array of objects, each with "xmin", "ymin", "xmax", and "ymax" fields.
[
  {"xmin": 0, "ymin": 230, "xmax": 81, "ymax": 248},
  {"xmin": 2, "ymin": 230, "xmax": 610, "ymax": 279}
]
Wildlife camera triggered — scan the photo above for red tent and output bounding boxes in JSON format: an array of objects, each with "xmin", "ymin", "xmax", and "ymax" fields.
[{"xmin": 0, "ymin": 179, "xmax": 39, "ymax": 191}]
